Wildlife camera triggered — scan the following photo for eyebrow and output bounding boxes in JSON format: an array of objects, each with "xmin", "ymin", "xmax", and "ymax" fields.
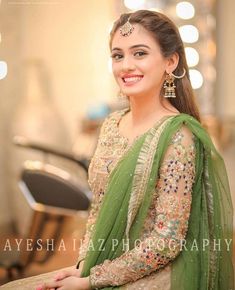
[{"xmin": 111, "ymin": 44, "xmax": 151, "ymax": 52}]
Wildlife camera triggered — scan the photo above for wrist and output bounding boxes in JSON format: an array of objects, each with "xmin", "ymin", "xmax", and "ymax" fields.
[{"xmin": 85, "ymin": 276, "xmax": 92, "ymax": 290}]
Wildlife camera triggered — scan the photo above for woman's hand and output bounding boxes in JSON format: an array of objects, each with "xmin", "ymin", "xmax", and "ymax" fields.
[
  {"xmin": 50, "ymin": 260, "xmax": 84, "ymax": 281},
  {"xmin": 36, "ymin": 276, "xmax": 91, "ymax": 290},
  {"xmin": 53, "ymin": 267, "xmax": 82, "ymax": 281},
  {"xmin": 36, "ymin": 262, "xmax": 89, "ymax": 290}
]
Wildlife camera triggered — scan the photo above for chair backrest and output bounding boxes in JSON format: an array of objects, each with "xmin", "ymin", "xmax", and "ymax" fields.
[
  {"xmin": 21, "ymin": 169, "xmax": 90, "ymax": 211},
  {"xmin": 15, "ymin": 165, "xmax": 91, "ymax": 268}
]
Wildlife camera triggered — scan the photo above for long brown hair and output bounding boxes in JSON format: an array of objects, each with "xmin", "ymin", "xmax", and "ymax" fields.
[{"xmin": 110, "ymin": 10, "xmax": 201, "ymax": 122}]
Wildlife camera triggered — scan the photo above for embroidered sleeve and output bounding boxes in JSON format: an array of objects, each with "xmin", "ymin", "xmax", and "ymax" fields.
[{"xmin": 89, "ymin": 125, "xmax": 196, "ymax": 288}]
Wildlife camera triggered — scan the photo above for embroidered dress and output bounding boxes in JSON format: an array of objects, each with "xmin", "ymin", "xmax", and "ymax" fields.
[
  {"xmin": 79, "ymin": 109, "xmax": 196, "ymax": 289},
  {"xmin": 1, "ymin": 110, "xmax": 233, "ymax": 290}
]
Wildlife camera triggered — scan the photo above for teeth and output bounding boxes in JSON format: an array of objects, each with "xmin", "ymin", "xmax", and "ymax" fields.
[{"xmin": 124, "ymin": 77, "xmax": 142, "ymax": 83}]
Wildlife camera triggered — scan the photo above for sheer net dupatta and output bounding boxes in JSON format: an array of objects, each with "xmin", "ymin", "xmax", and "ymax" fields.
[{"xmin": 170, "ymin": 115, "xmax": 234, "ymax": 290}]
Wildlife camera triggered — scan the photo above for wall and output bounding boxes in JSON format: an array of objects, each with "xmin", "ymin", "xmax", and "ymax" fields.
[
  {"xmin": 0, "ymin": 0, "xmax": 116, "ymax": 232},
  {"xmin": 216, "ymin": 0, "xmax": 235, "ymax": 118}
]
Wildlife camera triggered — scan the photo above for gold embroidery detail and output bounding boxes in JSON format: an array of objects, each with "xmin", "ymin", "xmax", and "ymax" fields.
[{"xmin": 125, "ymin": 117, "xmax": 174, "ymax": 242}]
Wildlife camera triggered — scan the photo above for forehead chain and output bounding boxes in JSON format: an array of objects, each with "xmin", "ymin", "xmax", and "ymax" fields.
[{"xmin": 119, "ymin": 16, "xmax": 134, "ymax": 36}]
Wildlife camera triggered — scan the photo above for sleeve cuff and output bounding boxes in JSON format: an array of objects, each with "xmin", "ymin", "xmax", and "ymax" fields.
[{"xmin": 89, "ymin": 274, "xmax": 99, "ymax": 289}]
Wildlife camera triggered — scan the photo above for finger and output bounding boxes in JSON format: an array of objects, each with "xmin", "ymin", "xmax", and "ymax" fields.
[
  {"xmin": 40, "ymin": 280, "xmax": 62, "ymax": 289},
  {"xmin": 36, "ymin": 285, "xmax": 45, "ymax": 290},
  {"xmin": 54, "ymin": 270, "xmax": 72, "ymax": 281}
]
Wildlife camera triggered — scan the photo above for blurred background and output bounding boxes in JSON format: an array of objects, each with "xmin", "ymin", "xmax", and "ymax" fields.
[{"xmin": 0, "ymin": 0, "xmax": 234, "ymax": 285}]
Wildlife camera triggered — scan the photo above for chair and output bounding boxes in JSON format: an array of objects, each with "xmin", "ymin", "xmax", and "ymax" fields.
[{"xmin": 0, "ymin": 137, "xmax": 91, "ymax": 279}]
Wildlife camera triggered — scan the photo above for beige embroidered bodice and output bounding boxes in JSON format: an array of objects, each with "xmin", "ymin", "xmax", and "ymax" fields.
[{"xmin": 78, "ymin": 109, "xmax": 196, "ymax": 290}]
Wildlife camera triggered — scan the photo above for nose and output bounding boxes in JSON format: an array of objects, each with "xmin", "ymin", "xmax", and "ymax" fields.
[{"xmin": 121, "ymin": 56, "xmax": 135, "ymax": 71}]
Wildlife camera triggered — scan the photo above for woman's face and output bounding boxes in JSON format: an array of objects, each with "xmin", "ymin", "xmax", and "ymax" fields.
[{"xmin": 111, "ymin": 24, "xmax": 168, "ymax": 99}]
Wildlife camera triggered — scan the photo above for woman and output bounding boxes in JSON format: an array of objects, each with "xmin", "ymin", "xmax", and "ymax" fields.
[{"xmin": 3, "ymin": 9, "xmax": 233, "ymax": 290}]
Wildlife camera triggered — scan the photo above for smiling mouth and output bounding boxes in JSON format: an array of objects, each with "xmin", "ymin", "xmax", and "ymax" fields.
[{"xmin": 122, "ymin": 76, "xmax": 144, "ymax": 84}]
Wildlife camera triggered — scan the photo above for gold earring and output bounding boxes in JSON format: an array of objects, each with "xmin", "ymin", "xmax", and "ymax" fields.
[
  {"xmin": 163, "ymin": 68, "xmax": 186, "ymax": 98},
  {"xmin": 163, "ymin": 73, "xmax": 176, "ymax": 98}
]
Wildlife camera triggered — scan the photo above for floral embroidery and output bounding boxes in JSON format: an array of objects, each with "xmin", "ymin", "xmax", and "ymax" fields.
[{"xmin": 79, "ymin": 111, "xmax": 196, "ymax": 289}]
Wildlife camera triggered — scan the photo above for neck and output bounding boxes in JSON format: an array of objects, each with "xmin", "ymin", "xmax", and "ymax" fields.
[{"xmin": 128, "ymin": 92, "xmax": 178, "ymax": 126}]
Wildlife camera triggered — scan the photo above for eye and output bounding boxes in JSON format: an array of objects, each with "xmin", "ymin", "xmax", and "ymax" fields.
[
  {"xmin": 111, "ymin": 53, "xmax": 123, "ymax": 61},
  {"xmin": 134, "ymin": 51, "xmax": 147, "ymax": 57}
]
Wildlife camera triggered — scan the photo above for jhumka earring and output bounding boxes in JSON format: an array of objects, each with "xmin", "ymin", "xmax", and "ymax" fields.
[
  {"xmin": 163, "ymin": 68, "xmax": 186, "ymax": 98},
  {"xmin": 120, "ymin": 16, "xmax": 134, "ymax": 36}
]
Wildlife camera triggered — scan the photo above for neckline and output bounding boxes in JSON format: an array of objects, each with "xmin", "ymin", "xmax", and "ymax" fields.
[{"xmin": 115, "ymin": 108, "xmax": 180, "ymax": 147}]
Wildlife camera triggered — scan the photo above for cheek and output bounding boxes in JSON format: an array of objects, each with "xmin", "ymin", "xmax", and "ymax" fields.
[
  {"xmin": 137, "ymin": 59, "xmax": 162, "ymax": 75},
  {"xmin": 112, "ymin": 64, "xmax": 121, "ymax": 80},
  {"xmin": 148, "ymin": 61, "xmax": 166, "ymax": 80},
  {"xmin": 112, "ymin": 62, "xmax": 117, "ymax": 74}
]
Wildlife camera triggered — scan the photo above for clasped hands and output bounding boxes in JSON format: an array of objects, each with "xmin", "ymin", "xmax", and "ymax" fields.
[{"xmin": 36, "ymin": 262, "xmax": 91, "ymax": 290}]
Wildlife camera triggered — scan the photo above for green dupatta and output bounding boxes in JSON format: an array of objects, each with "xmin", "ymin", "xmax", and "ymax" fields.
[{"xmin": 81, "ymin": 113, "xmax": 234, "ymax": 290}]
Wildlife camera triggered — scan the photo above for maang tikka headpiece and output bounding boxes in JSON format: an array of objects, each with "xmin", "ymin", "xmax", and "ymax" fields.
[{"xmin": 120, "ymin": 16, "xmax": 134, "ymax": 36}]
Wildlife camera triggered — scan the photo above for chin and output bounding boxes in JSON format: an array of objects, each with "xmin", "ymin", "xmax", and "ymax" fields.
[{"xmin": 123, "ymin": 89, "xmax": 146, "ymax": 98}]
